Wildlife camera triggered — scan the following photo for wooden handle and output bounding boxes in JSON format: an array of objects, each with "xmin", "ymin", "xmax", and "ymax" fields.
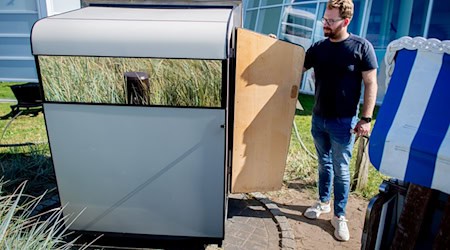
[{"xmin": 291, "ymin": 85, "xmax": 298, "ymax": 98}]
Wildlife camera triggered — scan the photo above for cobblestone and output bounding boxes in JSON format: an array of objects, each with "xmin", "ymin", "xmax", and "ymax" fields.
[
  {"xmin": 251, "ymin": 193, "xmax": 297, "ymax": 250},
  {"xmin": 35, "ymin": 192, "xmax": 294, "ymax": 250}
]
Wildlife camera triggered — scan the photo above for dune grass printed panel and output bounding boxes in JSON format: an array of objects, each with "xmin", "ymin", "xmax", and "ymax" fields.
[{"xmin": 38, "ymin": 56, "xmax": 222, "ymax": 107}]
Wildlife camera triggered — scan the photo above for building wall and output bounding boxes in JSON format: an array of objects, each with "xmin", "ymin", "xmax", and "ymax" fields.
[
  {"xmin": 0, "ymin": 0, "xmax": 43, "ymax": 82},
  {"xmin": 46, "ymin": 0, "xmax": 80, "ymax": 16},
  {"xmin": 243, "ymin": 0, "xmax": 450, "ymax": 103},
  {"xmin": 0, "ymin": 0, "xmax": 80, "ymax": 83},
  {"xmin": 0, "ymin": 0, "xmax": 239, "ymax": 83}
]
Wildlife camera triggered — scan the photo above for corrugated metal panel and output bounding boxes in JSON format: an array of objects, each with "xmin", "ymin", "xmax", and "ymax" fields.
[
  {"xmin": 0, "ymin": 0, "xmax": 40, "ymax": 82},
  {"xmin": 0, "ymin": 59, "xmax": 38, "ymax": 82}
]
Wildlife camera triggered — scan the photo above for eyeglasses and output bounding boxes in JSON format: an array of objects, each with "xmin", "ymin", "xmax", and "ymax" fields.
[{"xmin": 321, "ymin": 17, "xmax": 344, "ymax": 26}]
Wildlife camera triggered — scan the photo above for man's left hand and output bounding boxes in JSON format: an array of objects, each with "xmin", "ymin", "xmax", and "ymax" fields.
[{"xmin": 353, "ymin": 120, "xmax": 371, "ymax": 137}]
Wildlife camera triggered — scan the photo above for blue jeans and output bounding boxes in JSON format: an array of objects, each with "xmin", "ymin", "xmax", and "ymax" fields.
[{"xmin": 311, "ymin": 114, "xmax": 357, "ymax": 217}]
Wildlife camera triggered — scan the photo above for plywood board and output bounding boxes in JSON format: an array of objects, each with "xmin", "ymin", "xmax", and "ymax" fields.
[{"xmin": 231, "ymin": 28, "xmax": 305, "ymax": 193}]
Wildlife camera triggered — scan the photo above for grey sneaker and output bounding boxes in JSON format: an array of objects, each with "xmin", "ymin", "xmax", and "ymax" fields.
[
  {"xmin": 331, "ymin": 216, "xmax": 350, "ymax": 241},
  {"xmin": 304, "ymin": 201, "xmax": 331, "ymax": 219}
]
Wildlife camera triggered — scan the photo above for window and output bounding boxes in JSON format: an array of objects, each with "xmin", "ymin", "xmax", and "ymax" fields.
[
  {"xmin": 366, "ymin": 0, "xmax": 400, "ymax": 49},
  {"xmin": 38, "ymin": 56, "xmax": 223, "ymax": 108},
  {"xmin": 428, "ymin": 0, "xmax": 450, "ymax": 40},
  {"xmin": 261, "ymin": 0, "xmax": 284, "ymax": 6},
  {"xmin": 313, "ymin": 3, "xmax": 326, "ymax": 43},
  {"xmin": 247, "ymin": 0, "xmax": 260, "ymax": 8},
  {"xmin": 244, "ymin": 10, "xmax": 258, "ymax": 30},
  {"xmin": 280, "ymin": 4, "xmax": 318, "ymax": 49},
  {"xmin": 256, "ymin": 7, "xmax": 282, "ymax": 35},
  {"xmin": 288, "ymin": 0, "xmax": 313, "ymax": 3},
  {"xmin": 409, "ymin": 0, "xmax": 430, "ymax": 37},
  {"xmin": 348, "ymin": 0, "xmax": 364, "ymax": 35},
  {"xmin": 365, "ymin": 0, "xmax": 438, "ymax": 49}
]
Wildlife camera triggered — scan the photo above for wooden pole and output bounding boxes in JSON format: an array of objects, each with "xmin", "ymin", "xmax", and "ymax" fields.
[{"xmin": 351, "ymin": 136, "xmax": 370, "ymax": 191}]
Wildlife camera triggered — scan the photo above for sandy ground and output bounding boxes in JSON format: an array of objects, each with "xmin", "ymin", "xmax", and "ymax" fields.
[{"xmin": 265, "ymin": 180, "xmax": 369, "ymax": 250}]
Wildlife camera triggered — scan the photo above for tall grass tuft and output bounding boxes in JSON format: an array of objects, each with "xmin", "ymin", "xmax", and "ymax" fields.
[
  {"xmin": 39, "ymin": 56, "xmax": 222, "ymax": 107},
  {"xmin": 284, "ymin": 112, "xmax": 318, "ymax": 185},
  {"xmin": 0, "ymin": 181, "xmax": 95, "ymax": 249}
]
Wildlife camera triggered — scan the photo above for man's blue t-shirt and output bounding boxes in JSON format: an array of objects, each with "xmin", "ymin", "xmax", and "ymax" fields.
[{"xmin": 304, "ymin": 34, "xmax": 378, "ymax": 118}]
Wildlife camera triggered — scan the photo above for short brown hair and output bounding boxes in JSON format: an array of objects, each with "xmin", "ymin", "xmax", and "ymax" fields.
[{"xmin": 327, "ymin": 0, "xmax": 354, "ymax": 19}]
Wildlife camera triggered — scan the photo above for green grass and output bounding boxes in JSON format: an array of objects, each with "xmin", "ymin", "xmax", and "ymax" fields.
[
  {"xmin": 0, "ymin": 82, "xmax": 19, "ymax": 99},
  {"xmin": 0, "ymin": 181, "xmax": 96, "ymax": 249},
  {"xmin": 39, "ymin": 56, "xmax": 222, "ymax": 107},
  {"xmin": 285, "ymin": 94, "xmax": 387, "ymax": 198},
  {"xmin": 1, "ymin": 102, "xmax": 51, "ymax": 198},
  {"xmin": 0, "ymin": 104, "xmax": 47, "ymax": 146}
]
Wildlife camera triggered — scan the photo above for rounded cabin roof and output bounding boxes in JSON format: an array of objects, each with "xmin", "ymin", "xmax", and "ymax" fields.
[{"xmin": 31, "ymin": 6, "xmax": 236, "ymax": 59}]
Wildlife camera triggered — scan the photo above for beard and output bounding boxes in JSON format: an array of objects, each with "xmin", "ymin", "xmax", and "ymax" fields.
[
  {"xmin": 324, "ymin": 27, "xmax": 333, "ymax": 37},
  {"xmin": 324, "ymin": 23, "xmax": 344, "ymax": 39}
]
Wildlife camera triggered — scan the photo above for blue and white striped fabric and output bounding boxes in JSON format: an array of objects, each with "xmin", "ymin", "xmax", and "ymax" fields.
[{"xmin": 369, "ymin": 37, "xmax": 450, "ymax": 194}]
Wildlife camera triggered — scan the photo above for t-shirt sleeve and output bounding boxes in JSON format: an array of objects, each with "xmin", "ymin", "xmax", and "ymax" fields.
[
  {"xmin": 303, "ymin": 45, "xmax": 314, "ymax": 70},
  {"xmin": 361, "ymin": 41, "xmax": 378, "ymax": 71}
]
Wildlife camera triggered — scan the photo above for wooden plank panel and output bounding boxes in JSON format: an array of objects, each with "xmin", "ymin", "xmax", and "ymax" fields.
[
  {"xmin": 231, "ymin": 28, "xmax": 304, "ymax": 193},
  {"xmin": 433, "ymin": 195, "xmax": 450, "ymax": 250},
  {"xmin": 391, "ymin": 184, "xmax": 433, "ymax": 249}
]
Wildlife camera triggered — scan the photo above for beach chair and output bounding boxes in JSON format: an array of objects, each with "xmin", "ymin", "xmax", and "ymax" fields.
[
  {"xmin": 362, "ymin": 37, "xmax": 450, "ymax": 249},
  {"xmin": 9, "ymin": 82, "xmax": 42, "ymax": 117}
]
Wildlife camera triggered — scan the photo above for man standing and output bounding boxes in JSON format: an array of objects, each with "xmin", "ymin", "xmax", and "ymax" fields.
[{"xmin": 302, "ymin": 0, "xmax": 378, "ymax": 241}]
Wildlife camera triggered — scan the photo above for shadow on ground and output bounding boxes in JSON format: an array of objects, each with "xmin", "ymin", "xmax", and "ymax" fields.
[{"xmin": 0, "ymin": 151, "xmax": 59, "ymax": 215}]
